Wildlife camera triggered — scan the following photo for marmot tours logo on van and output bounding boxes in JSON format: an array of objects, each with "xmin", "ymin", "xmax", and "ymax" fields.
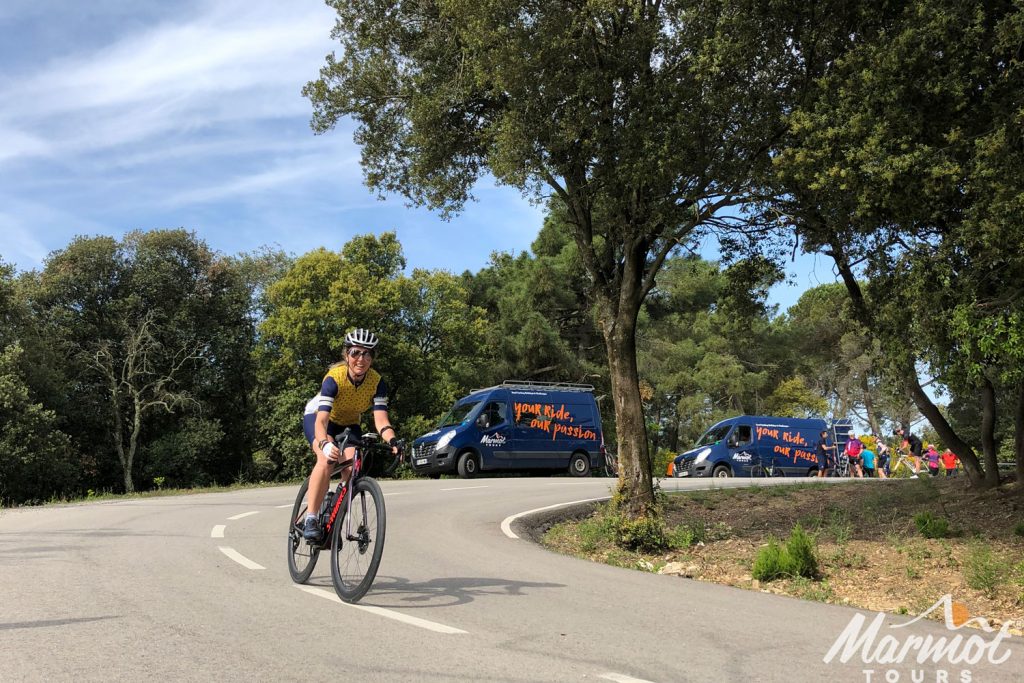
[
  {"xmin": 823, "ymin": 595, "xmax": 1015, "ymax": 682},
  {"xmin": 480, "ymin": 433, "xmax": 507, "ymax": 446}
]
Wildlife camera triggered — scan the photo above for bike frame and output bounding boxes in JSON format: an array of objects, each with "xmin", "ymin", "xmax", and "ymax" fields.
[{"xmin": 320, "ymin": 431, "xmax": 366, "ymax": 548}]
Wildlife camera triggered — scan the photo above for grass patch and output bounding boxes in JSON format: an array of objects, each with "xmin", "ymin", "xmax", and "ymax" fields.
[
  {"xmin": 752, "ymin": 524, "xmax": 819, "ymax": 581},
  {"xmin": 913, "ymin": 511, "xmax": 952, "ymax": 539},
  {"xmin": 1013, "ymin": 521, "xmax": 1024, "ymax": 537},
  {"xmin": 964, "ymin": 542, "xmax": 1010, "ymax": 598}
]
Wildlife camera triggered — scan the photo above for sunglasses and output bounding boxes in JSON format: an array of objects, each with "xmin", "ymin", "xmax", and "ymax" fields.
[{"xmin": 347, "ymin": 349, "xmax": 374, "ymax": 360}]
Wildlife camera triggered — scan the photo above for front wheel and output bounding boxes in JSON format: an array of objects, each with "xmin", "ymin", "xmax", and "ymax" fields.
[
  {"xmin": 330, "ymin": 477, "xmax": 386, "ymax": 603},
  {"xmin": 749, "ymin": 464, "xmax": 767, "ymax": 478},
  {"xmin": 287, "ymin": 478, "xmax": 319, "ymax": 583},
  {"xmin": 568, "ymin": 452, "xmax": 591, "ymax": 477},
  {"xmin": 712, "ymin": 464, "xmax": 732, "ymax": 478},
  {"xmin": 457, "ymin": 452, "xmax": 480, "ymax": 479}
]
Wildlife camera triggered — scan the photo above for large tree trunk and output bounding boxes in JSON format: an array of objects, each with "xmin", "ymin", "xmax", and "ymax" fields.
[
  {"xmin": 601, "ymin": 303, "xmax": 655, "ymax": 518},
  {"xmin": 979, "ymin": 377, "xmax": 1001, "ymax": 487}
]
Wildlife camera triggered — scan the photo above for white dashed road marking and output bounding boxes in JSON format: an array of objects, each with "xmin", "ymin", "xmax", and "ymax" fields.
[
  {"xmin": 227, "ymin": 511, "xmax": 259, "ymax": 520},
  {"xmin": 599, "ymin": 673, "xmax": 659, "ymax": 683},
  {"xmin": 211, "ymin": 525, "xmax": 225, "ymax": 538},
  {"xmin": 500, "ymin": 497, "xmax": 609, "ymax": 539},
  {"xmin": 218, "ymin": 547, "xmax": 265, "ymax": 570},
  {"xmin": 440, "ymin": 485, "xmax": 488, "ymax": 491},
  {"xmin": 295, "ymin": 586, "xmax": 468, "ymax": 634}
]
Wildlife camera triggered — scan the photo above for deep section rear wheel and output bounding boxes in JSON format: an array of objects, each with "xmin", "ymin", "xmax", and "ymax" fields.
[
  {"xmin": 330, "ymin": 477, "xmax": 386, "ymax": 603},
  {"xmin": 287, "ymin": 478, "xmax": 320, "ymax": 583}
]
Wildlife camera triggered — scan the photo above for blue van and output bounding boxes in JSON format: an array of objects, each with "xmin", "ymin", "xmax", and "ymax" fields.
[
  {"xmin": 670, "ymin": 415, "xmax": 852, "ymax": 478},
  {"xmin": 410, "ymin": 381, "xmax": 605, "ymax": 478}
]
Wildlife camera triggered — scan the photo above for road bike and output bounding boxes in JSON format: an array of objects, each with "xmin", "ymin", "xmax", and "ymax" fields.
[
  {"xmin": 603, "ymin": 449, "xmax": 619, "ymax": 478},
  {"xmin": 287, "ymin": 430, "xmax": 401, "ymax": 603},
  {"xmin": 748, "ymin": 454, "xmax": 786, "ymax": 478},
  {"xmin": 831, "ymin": 453, "xmax": 850, "ymax": 478}
]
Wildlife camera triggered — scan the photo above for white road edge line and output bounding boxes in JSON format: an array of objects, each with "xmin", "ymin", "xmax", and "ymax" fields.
[
  {"xmin": 295, "ymin": 586, "xmax": 468, "ymax": 634},
  {"xmin": 275, "ymin": 504, "xmax": 292, "ymax": 509},
  {"xmin": 599, "ymin": 673, "xmax": 658, "ymax": 683},
  {"xmin": 219, "ymin": 546, "xmax": 265, "ymax": 570},
  {"xmin": 440, "ymin": 486, "xmax": 489, "ymax": 491},
  {"xmin": 211, "ymin": 525, "xmax": 226, "ymax": 538},
  {"xmin": 227, "ymin": 511, "xmax": 260, "ymax": 520},
  {"xmin": 500, "ymin": 496, "xmax": 610, "ymax": 539}
]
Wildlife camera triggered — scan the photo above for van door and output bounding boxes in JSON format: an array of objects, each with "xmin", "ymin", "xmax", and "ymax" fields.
[
  {"xmin": 475, "ymin": 399, "xmax": 512, "ymax": 468},
  {"xmin": 727, "ymin": 423, "xmax": 756, "ymax": 474}
]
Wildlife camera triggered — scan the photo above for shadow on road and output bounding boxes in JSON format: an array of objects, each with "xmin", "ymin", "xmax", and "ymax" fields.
[
  {"xmin": 0, "ymin": 615, "xmax": 119, "ymax": 631},
  {"xmin": 304, "ymin": 575, "xmax": 565, "ymax": 609}
]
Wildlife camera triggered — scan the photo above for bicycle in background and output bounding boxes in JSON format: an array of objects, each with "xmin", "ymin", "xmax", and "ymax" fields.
[
  {"xmin": 749, "ymin": 453, "xmax": 786, "ymax": 478},
  {"xmin": 287, "ymin": 429, "xmax": 401, "ymax": 603}
]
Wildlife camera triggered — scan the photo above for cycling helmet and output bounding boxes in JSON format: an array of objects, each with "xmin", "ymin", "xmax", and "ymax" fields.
[
  {"xmin": 848, "ymin": 430, "xmax": 856, "ymax": 437},
  {"xmin": 344, "ymin": 328, "xmax": 379, "ymax": 350}
]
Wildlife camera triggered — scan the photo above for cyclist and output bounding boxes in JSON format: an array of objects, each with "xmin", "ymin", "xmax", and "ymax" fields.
[
  {"xmin": 301, "ymin": 328, "xmax": 399, "ymax": 541},
  {"xmin": 896, "ymin": 426, "xmax": 922, "ymax": 477}
]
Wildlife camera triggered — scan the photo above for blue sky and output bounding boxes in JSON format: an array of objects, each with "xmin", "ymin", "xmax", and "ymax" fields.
[{"xmin": 0, "ymin": 0, "xmax": 835, "ymax": 312}]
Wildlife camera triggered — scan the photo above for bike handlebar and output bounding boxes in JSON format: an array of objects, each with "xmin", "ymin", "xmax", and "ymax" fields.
[{"xmin": 331, "ymin": 429, "xmax": 405, "ymax": 476}]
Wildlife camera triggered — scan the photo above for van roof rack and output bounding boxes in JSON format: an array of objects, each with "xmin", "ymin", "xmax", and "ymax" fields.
[{"xmin": 471, "ymin": 379, "xmax": 596, "ymax": 393}]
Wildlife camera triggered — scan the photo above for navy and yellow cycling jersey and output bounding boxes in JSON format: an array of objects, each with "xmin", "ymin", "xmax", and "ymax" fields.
[{"xmin": 302, "ymin": 364, "xmax": 389, "ymax": 443}]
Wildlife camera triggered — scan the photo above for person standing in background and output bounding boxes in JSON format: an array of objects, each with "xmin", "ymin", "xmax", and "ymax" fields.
[{"xmin": 941, "ymin": 449, "xmax": 958, "ymax": 477}]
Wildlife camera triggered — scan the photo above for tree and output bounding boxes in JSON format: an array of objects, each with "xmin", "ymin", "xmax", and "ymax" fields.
[
  {"xmin": 91, "ymin": 311, "xmax": 202, "ymax": 492},
  {"xmin": 771, "ymin": 0, "xmax": 1024, "ymax": 488},
  {"xmin": 304, "ymin": 0, "xmax": 821, "ymax": 518},
  {"xmin": 33, "ymin": 230, "xmax": 257, "ymax": 493},
  {"xmin": 0, "ymin": 343, "xmax": 77, "ymax": 505}
]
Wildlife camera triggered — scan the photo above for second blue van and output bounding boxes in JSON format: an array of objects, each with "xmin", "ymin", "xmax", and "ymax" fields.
[
  {"xmin": 410, "ymin": 381, "xmax": 605, "ymax": 478},
  {"xmin": 670, "ymin": 415, "xmax": 852, "ymax": 478}
]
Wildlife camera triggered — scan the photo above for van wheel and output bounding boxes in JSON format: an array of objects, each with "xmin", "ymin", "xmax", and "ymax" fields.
[
  {"xmin": 712, "ymin": 465, "xmax": 732, "ymax": 478},
  {"xmin": 457, "ymin": 452, "xmax": 479, "ymax": 479},
  {"xmin": 568, "ymin": 452, "xmax": 591, "ymax": 477}
]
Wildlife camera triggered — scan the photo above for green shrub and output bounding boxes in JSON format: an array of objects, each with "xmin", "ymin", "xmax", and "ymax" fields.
[
  {"xmin": 753, "ymin": 539, "xmax": 789, "ymax": 581},
  {"xmin": 615, "ymin": 514, "xmax": 667, "ymax": 552},
  {"xmin": 914, "ymin": 511, "xmax": 951, "ymax": 539},
  {"xmin": 667, "ymin": 522, "xmax": 707, "ymax": 550},
  {"xmin": 1013, "ymin": 521, "xmax": 1024, "ymax": 537},
  {"xmin": 752, "ymin": 524, "xmax": 819, "ymax": 581},
  {"xmin": 786, "ymin": 524, "xmax": 819, "ymax": 578},
  {"xmin": 964, "ymin": 542, "xmax": 1009, "ymax": 597}
]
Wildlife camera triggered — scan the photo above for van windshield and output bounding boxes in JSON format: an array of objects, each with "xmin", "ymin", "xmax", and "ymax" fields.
[
  {"xmin": 437, "ymin": 401, "xmax": 481, "ymax": 428},
  {"xmin": 696, "ymin": 424, "xmax": 731, "ymax": 447}
]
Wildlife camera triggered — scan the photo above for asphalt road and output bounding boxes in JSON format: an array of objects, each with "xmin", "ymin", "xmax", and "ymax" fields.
[{"xmin": 1, "ymin": 476, "xmax": 1021, "ymax": 682}]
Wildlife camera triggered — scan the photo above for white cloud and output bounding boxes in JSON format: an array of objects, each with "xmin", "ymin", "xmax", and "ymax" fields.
[{"xmin": 0, "ymin": 0, "xmax": 337, "ymax": 164}]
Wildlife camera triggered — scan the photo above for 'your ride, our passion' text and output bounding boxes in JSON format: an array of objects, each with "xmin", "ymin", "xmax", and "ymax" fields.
[{"xmin": 513, "ymin": 402, "xmax": 597, "ymax": 441}]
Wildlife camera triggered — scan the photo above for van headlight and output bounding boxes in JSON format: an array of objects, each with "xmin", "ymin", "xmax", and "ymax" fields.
[
  {"xmin": 436, "ymin": 430, "xmax": 456, "ymax": 451},
  {"xmin": 694, "ymin": 448, "xmax": 713, "ymax": 463}
]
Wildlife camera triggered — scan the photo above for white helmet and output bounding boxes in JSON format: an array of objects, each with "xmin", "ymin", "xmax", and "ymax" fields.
[
  {"xmin": 848, "ymin": 430, "xmax": 856, "ymax": 437},
  {"xmin": 344, "ymin": 328, "xmax": 379, "ymax": 349}
]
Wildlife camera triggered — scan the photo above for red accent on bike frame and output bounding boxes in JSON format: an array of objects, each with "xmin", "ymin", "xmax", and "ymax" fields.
[
  {"xmin": 327, "ymin": 485, "xmax": 346, "ymax": 531},
  {"xmin": 324, "ymin": 449, "xmax": 362, "ymax": 533}
]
